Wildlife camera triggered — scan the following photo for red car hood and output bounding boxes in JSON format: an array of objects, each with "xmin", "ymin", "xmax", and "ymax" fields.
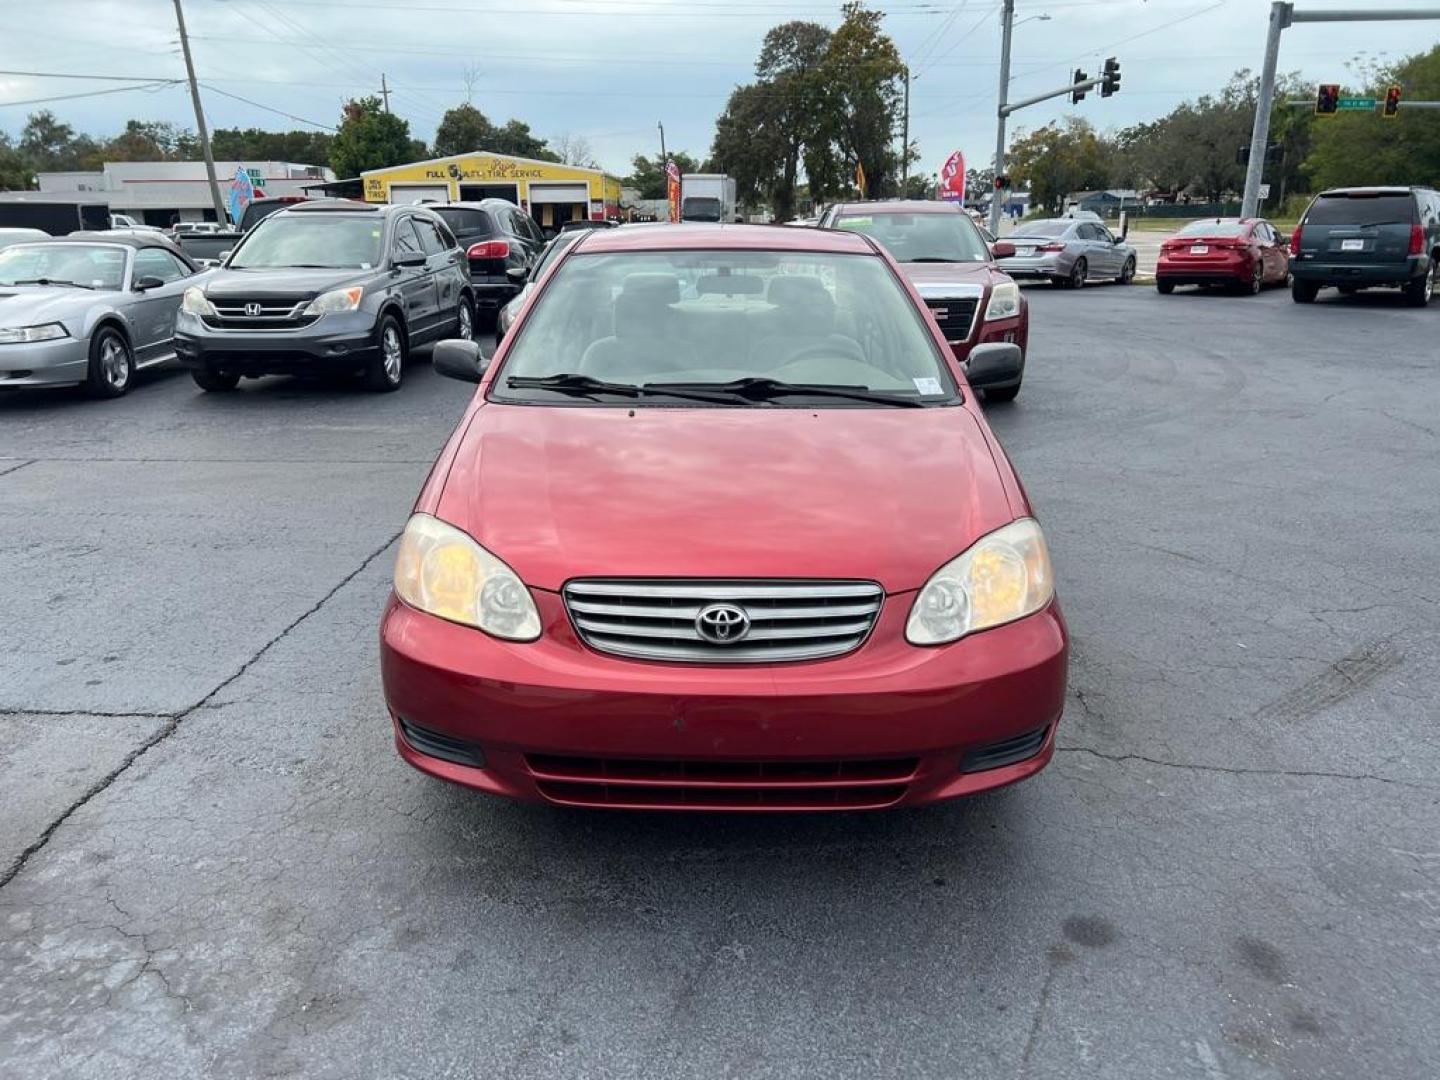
[
  {"xmin": 897, "ymin": 262, "xmax": 1005, "ymax": 292},
  {"xmin": 435, "ymin": 403, "xmax": 1014, "ymax": 594}
]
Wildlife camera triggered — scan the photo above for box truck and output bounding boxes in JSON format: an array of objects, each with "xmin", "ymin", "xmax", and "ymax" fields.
[
  {"xmin": 680, "ymin": 174, "xmax": 739, "ymax": 223},
  {"xmin": 0, "ymin": 200, "xmax": 110, "ymax": 235}
]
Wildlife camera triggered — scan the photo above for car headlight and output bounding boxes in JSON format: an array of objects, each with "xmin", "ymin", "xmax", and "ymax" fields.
[
  {"xmin": 393, "ymin": 514, "xmax": 541, "ymax": 641},
  {"xmin": 181, "ymin": 286, "xmax": 216, "ymax": 317},
  {"xmin": 0, "ymin": 323, "xmax": 68, "ymax": 344},
  {"xmin": 304, "ymin": 286, "xmax": 364, "ymax": 315},
  {"xmin": 984, "ymin": 282, "xmax": 1021, "ymax": 321},
  {"xmin": 906, "ymin": 518, "xmax": 1054, "ymax": 645}
]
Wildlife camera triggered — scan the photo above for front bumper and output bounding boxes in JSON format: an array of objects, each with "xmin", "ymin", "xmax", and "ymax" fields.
[
  {"xmin": 0, "ymin": 335, "xmax": 90, "ymax": 388},
  {"xmin": 1289, "ymin": 254, "xmax": 1427, "ymax": 287},
  {"xmin": 381, "ymin": 589, "xmax": 1069, "ymax": 811},
  {"xmin": 174, "ymin": 309, "xmax": 378, "ymax": 376}
]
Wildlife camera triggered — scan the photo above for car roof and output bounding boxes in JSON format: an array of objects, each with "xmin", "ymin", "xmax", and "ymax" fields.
[
  {"xmin": 42, "ymin": 233, "xmax": 183, "ymax": 252},
  {"xmin": 284, "ymin": 199, "xmax": 395, "ymax": 214},
  {"xmin": 1317, "ymin": 186, "xmax": 1427, "ymax": 196},
  {"xmin": 431, "ymin": 200, "xmax": 513, "ymax": 212},
  {"xmin": 575, "ymin": 222, "xmax": 875, "ymax": 255},
  {"xmin": 830, "ymin": 200, "xmax": 962, "ymax": 216}
]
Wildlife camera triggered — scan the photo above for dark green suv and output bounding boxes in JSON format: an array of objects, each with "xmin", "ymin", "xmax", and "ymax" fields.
[{"xmin": 1290, "ymin": 186, "xmax": 1440, "ymax": 307}]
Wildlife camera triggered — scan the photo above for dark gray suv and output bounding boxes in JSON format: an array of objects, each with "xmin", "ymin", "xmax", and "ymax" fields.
[
  {"xmin": 1290, "ymin": 186, "xmax": 1440, "ymax": 307},
  {"xmin": 175, "ymin": 201, "xmax": 473, "ymax": 392}
]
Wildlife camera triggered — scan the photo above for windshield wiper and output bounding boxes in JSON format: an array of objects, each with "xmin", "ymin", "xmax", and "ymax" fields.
[
  {"xmin": 907, "ymin": 256, "xmax": 961, "ymax": 263},
  {"xmin": 649, "ymin": 377, "xmax": 927, "ymax": 408},
  {"xmin": 10, "ymin": 277, "xmax": 94, "ymax": 289},
  {"xmin": 506, "ymin": 373, "xmax": 737, "ymax": 405}
]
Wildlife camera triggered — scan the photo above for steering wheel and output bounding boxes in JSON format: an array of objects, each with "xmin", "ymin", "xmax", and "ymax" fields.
[{"xmin": 776, "ymin": 338, "xmax": 868, "ymax": 370}]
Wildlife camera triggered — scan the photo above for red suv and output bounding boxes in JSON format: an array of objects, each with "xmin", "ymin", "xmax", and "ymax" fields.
[{"xmin": 381, "ymin": 224, "xmax": 1068, "ymax": 811}]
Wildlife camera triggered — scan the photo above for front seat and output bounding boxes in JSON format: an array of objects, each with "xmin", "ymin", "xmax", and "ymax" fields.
[
  {"xmin": 751, "ymin": 276, "xmax": 865, "ymax": 374},
  {"xmin": 579, "ymin": 275, "xmax": 700, "ymax": 381}
]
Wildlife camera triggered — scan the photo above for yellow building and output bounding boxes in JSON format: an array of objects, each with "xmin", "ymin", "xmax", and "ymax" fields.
[{"xmin": 362, "ymin": 152, "xmax": 622, "ymax": 231}]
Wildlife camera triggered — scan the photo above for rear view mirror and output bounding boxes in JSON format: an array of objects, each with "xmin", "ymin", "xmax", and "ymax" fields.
[
  {"xmin": 964, "ymin": 343, "xmax": 1024, "ymax": 389},
  {"xmin": 991, "ymin": 240, "xmax": 1016, "ymax": 259},
  {"xmin": 433, "ymin": 339, "xmax": 492, "ymax": 384}
]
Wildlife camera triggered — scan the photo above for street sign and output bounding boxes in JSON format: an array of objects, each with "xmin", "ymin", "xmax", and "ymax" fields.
[
  {"xmin": 1258, "ymin": 184, "xmax": 1271, "ymax": 200},
  {"xmin": 1338, "ymin": 97, "xmax": 1377, "ymax": 110}
]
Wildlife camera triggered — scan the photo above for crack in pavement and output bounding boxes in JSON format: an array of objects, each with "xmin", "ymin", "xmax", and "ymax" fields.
[
  {"xmin": 0, "ymin": 529, "xmax": 402, "ymax": 891},
  {"xmin": 0, "ymin": 459, "xmax": 36, "ymax": 479},
  {"xmin": 0, "ymin": 707, "xmax": 175, "ymax": 720},
  {"xmin": 1057, "ymin": 745, "xmax": 1433, "ymax": 791}
]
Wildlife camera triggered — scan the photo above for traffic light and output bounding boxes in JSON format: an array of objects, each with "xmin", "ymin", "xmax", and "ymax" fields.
[
  {"xmin": 994, "ymin": 175, "xmax": 1010, "ymax": 191},
  {"xmin": 1315, "ymin": 83, "xmax": 1340, "ymax": 116},
  {"xmin": 1101, "ymin": 57, "xmax": 1121, "ymax": 97},
  {"xmin": 1383, "ymin": 85, "xmax": 1402, "ymax": 118},
  {"xmin": 1070, "ymin": 69, "xmax": 1087, "ymax": 105}
]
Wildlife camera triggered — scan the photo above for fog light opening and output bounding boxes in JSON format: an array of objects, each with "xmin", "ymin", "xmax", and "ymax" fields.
[
  {"xmin": 959, "ymin": 724, "xmax": 1049, "ymax": 773},
  {"xmin": 397, "ymin": 718, "xmax": 486, "ymax": 769}
]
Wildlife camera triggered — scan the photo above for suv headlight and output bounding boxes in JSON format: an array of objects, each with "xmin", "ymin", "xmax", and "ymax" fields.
[
  {"xmin": 984, "ymin": 282, "xmax": 1021, "ymax": 321},
  {"xmin": 394, "ymin": 514, "xmax": 541, "ymax": 641},
  {"xmin": 0, "ymin": 323, "xmax": 67, "ymax": 343},
  {"xmin": 304, "ymin": 286, "xmax": 364, "ymax": 315},
  {"xmin": 181, "ymin": 286, "xmax": 216, "ymax": 317},
  {"xmin": 906, "ymin": 518, "xmax": 1054, "ymax": 645}
]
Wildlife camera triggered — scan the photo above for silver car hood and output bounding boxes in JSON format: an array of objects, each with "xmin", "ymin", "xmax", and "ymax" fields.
[{"xmin": 0, "ymin": 287, "xmax": 99, "ymax": 328}]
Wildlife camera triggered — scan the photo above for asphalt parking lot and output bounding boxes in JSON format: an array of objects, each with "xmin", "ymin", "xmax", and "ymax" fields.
[{"xmin": 2, "ymin": 283, "xmax": 1436, "ymax": 1079}]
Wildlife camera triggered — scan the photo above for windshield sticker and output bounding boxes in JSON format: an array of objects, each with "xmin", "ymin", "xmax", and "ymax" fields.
[
  {"xmin": 836, "ymin": 218, "xmax": 872, "ymax": 229},
  {"xmin": 360, "ymin": 263, "xmax": 372, "ymax": 269},
  {"xmin": 913, "ymin": 377, "xmax": 943, "ymax": 396}
]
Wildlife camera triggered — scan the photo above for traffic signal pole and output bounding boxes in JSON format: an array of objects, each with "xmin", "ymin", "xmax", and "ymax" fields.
[
  {"xmin": 987, "ymin": 0, "xmax": 1015, "ymax": 236},
  {"xmin": 1241, "ymin": 2, "xmax": 1440, "ymax": 219}
]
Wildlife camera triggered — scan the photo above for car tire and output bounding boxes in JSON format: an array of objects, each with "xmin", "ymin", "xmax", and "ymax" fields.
[
  {"xmin": 1292, "ymin": 279, "xmax": 1319, "ymax": 304},
  {"xmin": 1402, "ymin": 261, "xmax": 1434, "ymax": 308},
  {"xmin": 1156, "ymin": 279, "xmax": 1175, "ymax": 295},
  {"xmin": 1243, "ymin": 261, "xmax": 1263, "ymax": 296},
  {"xmin": 455, "ymin": 295, "xmax": 475, "ymax": 341},
  {"xmin": 364, "ymin": 313, "xmax": 406, "ymax": 392},
  {"xmin": 1118, "ymin": 257, "xmax": 1136, "ymax": 285},
  {"xmin": 984, "ymin": 383, "xmax": 1021, "ymax": 403},
  {"xmin": 84, "ymin": 326, "xmax": 134, "ymax": 399},
  {"xmin": 191, "ymin": 367, "xmax": 240, "ymax": 392},
  {"xmin": 1066, "ymin": 258, "xmax": 1087, "ymax": 289}
]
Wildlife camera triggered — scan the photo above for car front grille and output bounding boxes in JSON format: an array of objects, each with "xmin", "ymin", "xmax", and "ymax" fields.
[
  {"xmin": 204, "ymin": 297, "xmax": 319, "ymax": 330},
  {"xmin": 563, "ymin": 579, "xmax": 884, "ymax": 663},
  {"xmin": 924, "ymin": 297, "xmax": 980, "ymax": 342},
  {"xmin": 526, "ymin": 754, "xmax": 917, "ymax": 809}
]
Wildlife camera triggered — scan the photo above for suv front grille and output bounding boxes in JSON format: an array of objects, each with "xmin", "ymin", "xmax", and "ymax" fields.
[
  {"xmin": 204, "ymin": 297, "xmax": 319, "ymax": 329},
  {"xmin": 924, "ymin": 297, "xmax": 979, "ymax": 342},
  {"xmin": 563, "ymin": 579, "xmax": 884, "ymax": 663}
]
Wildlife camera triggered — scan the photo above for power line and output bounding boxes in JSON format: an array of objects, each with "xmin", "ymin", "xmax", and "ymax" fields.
[
  {"xmin": 0, "ymin": 81, "xmax": 179, "ymax": 108},
  {"xmin": 198, "ymin": 83, "xmax": 337, "ymax": 130},
  {"xmin": 0, "ymin": 69, "xmax": 182, "ymax": 82}
]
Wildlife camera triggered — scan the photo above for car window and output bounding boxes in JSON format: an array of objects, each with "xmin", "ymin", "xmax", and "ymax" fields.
[
  {"xmin": 518, "ymin": 212, "xmax": 543, "ymax": 244},
  {"xmin": 1177, "ymin": 220, "xmax": 1246, "ymax": 238},
  {"xmin": 832, "ymin": 212, "xmax": 990, "ymax": 263},
  {"xmin": 496, "ymin": 249, "xmax": 955, "ymax": 405},
  {"xmin": 133, "ymin": 247, "xmax": 190, "ymax": 282},
  {"xmin": 1305, "ymin": 193, "xmax": 1417, "ymax": 227},
  {"xmin": 530, "ymin": 232, "xmax": 582, "ymax": 281},
  {"xmin": 1010, "ymin": 220, "xmax": 1069, "ymax": 239},
  {"xmin": 230, "ymin": 214, "xmax": 384, "ymax": 269},
  {"xmin": 414, "ymin": 218, "xmax": 447, "ymax": 256},
  {"xmin": 391, "ymin": 219, "xmax": 422, "ymax": 259},
  {"xmin": 0, "ymin": 243, "xmax": 127, "ymax": 289},
  {"xmin": 431, "ymin": 217, "xmax": 458, "ymax": 249},
  {"xmin": 434, "ymin": 208, "xmax": 491, "ymax": 238}
]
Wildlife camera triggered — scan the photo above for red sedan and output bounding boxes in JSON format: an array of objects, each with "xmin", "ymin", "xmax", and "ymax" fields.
[
  {"xmin": 1156, "ymin": 217, "xmax": 1291, "ymax": 295},
  {"xmin": 381, "ymin": 224, "xmax": 1068, "ymax": 811}
]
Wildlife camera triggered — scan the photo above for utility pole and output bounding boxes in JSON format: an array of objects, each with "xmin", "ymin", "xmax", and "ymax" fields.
[
  {"xmin": 1241, "ymin": 2, "xmax": 1440, "ymax": 218},
  {"xmin": 901, "ymin": 67, "xmax": 911, "ymax": 191},
  {"xmin": 380, "ymin": 73, "xmax": 392, "ymax": 114},
  {"xmin": 658, "ymin": 121, "xmax": 667, "ymax": 165},
  {"xmin": 172, "ymin": 0, "xmax": 226, "ymax": 225},
  {"xmin": 988, "ymin": 0, "xmax": 1015, "ymax": 235}
]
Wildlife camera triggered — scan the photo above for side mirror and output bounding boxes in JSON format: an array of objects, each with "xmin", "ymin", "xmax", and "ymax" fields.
[
  {"xmin": 506, "ymin": 265, "xmax": 528, "ymax": 281},
  {"xmin": 133, "ymin": 275, "xmax": 165, "ymax": 291},
  {"xmin": 218, "ymin": 249, "xmax": 232, "ymax": 263},
  {"xmin": 433, "ymin": 338, "xmax": 492, "ymax": 384},
  {"xmin": 991, "ymin": 240, "xmax": 1016, "ymax": 259},
  {"xmin": 964, "ymin": 343, "xmax": 1024, "ymax": 389},
  {"xmin": 392, "ymin": 252, "xmax": 427, "ymax": 269}
]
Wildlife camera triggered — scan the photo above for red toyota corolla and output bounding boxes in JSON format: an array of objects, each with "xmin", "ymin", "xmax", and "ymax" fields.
[
  {"xmin": 380, "ymin": 224, "xmax": 1068, "ymax": 811},
  {"xmin": 1156, "ymin": 217, "xmax": 1291, "ymax": 295}
]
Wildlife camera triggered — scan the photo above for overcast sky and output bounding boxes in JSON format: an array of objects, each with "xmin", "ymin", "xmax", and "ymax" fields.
[{"xmin": 2, "ymin": 0, "xmax": 1436, "ymax": 177}]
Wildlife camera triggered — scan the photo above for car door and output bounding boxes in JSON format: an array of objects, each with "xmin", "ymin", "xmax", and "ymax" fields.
[
  {"xmin": 414, "ymin": 214, "xmax": 463, "ymax": 333},
  {"xmin": 1093, "ymin": 224, "xmax": 1123, "ymax": 274},
  {"xmin": 1255, "ymin": 223, "xmax": 1284, "ymax": 282},
  {"xmin": 126, "ymin": 246, "xmax": 195, "ymax": 362},
  {"xmin": 390, "ymin": 217, "xmax": 438, "ymax": 337}
]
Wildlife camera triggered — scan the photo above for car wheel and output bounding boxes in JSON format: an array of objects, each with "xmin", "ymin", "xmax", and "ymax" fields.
[
  {"xmin": 1156, "ymin": 279, "xmax": 1175, "ymax": 295},
  {"xmin": 1117, "ymin": 257, "xmax": 1136, "ymax": 285},
  {"xmin": 191, "ymin": 367, "xmax": 240, "ymax": 392},
  {"xmin": 364, "ymin": 313, "xmax": 406, "ymax": 392},
  {"xmin": 1291, "ymin": 279, "xmax": 1319, "ymax": 304},
  {"xmin": 83, "ymin": 326, "xmax": 134, "ymax": 399},
  {"xmin": 1243, "ymin": 261, "xmax": 1263, "ymax": 296},
  {"xmin": 1066, "ymin": 258, "xmax": 1087, "ymax": 289},
  {"xmin": 456, "ymin": 295, "xmax": 475, "ymax": 341},
  {"xmin": 984, "ymin": 383, "xmax": 1021, "ymax": 403},
  {"xmin": 1402, "ymin": 261, "xmax": 1434, "ymax": 307}
]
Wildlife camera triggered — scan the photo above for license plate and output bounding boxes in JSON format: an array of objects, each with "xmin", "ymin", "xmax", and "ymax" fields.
[
  {"xmin": 1014, "ymin": 246, "xmax": 1035, "ymax": 256},
  {"xmin": 1190, "ymin": 244, "xmax": 1208, "ymax": 255},
  {"xmin": 1341, "ymin": 238, "xmax": 1365, "ymax": 251}
]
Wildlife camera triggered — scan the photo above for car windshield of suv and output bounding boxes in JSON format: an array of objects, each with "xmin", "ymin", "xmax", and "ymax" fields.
[
  {"xmin": 1177, "ymin": 220, "xmax": 1247, "ymax": 237},
  {"xmin": 229, "ymin": 214, "xmax": 384, "ymax": 269},
  {"xmin": 1305, "ymin": 193, "xmax": 1415, "ymax": 227},
  {"xmin": 833, "ymin": 212, "xmax": 989, "ymax": 263},
  {"xmin": 495, "ymin": 249, "xmax": 955, "ymax": 406},
  {"xmin": 0, "ymin": 243, "xmax": 126, "ymax": 289},
  {"xmin": 1009, "ymin": 221, "xmax": 1070, "ymax": 239}
]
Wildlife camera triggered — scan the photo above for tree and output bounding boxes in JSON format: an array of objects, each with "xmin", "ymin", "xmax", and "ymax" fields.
[
  {"xmin": 820, "ymin": 3, "xmax": 906, "ymax": 199},
  {"xmin": 0, "ymin": 133, "xmax": 34, "ymax": 190},
  {"xmin": 330, "ymin": 96, "xmax": 416, "ymax": 179},
  {"xmin": 550, "ymin": 133, "xmax": 598, "ymax": 168},
  {"xmin": 211, "ymin": 127, "xmax": 335, "ymax": 165},
  {"xmin": 18, "ymin": 111, "xmax": 98, "ymax": 171},
  {"xmin": 711, "ymin": 84, "xmax": 792, "ymax": 214},
  {"xmin": 902, "ymin": 173, "xmax": 934, "ymax": 199},
  {"xmin": 491, "ymin": 119, "xmax": 556, "ymax": 160},
  {"xmin": 625, "ymin": 152, "xmax": 702, "ymax": 199},
  {"xmin": 433, "ymin": 104, "xmax": 495, "ymax": 157},
  {"xmin": 1007, "ymin": 118, "xmax": 1109, "ymax": 213},
  {"xmin": 102, "ymin": 120, "xmax": 198, "ymax": 163}
]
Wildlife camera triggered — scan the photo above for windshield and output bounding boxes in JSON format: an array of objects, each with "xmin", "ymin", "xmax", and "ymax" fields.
[
  {"xmin": 834, "ymin": 212, "xmax": 989, "ymax": 263},
  {"xmin": 495, "ymin": 249, "xmax": 954, "ymax": 406},
  {"xmin": 1305, "ymin": 193, "xmax": 1416, "ymax": 227},
  {"xmin": 229, "ymin": 214, "xmax": 384, "ymax": 269},
  {"xmin": 682, "ymin": 197, "xmax": 722, "ymax": 223},
  {"xmin": 1177, "ymin": 220, "xmax": 1246, "ymax": 237},
  {"xmin": 0, "ymin": 244, "xmax": 126, "ymax": 289},
  {"xmin": 240, "ymin": 200, "xmax": 303, "ymax": 232},
  {"xmin": 1010, "ymin": 221, "xmax": 1070, "ymax": 239},
  {"xmin": 531, "ymin": 232, "xmax": 581, "ymax": 281}
]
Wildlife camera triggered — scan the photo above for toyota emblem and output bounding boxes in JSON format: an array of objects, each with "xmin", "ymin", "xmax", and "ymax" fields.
[
  {"xmin": 244, "ymin": 302, "xmax": 263, "ymax": 317},
  {"xmin": 695, "ymin": 603, "xmax": 751, "ymax": 644}
]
